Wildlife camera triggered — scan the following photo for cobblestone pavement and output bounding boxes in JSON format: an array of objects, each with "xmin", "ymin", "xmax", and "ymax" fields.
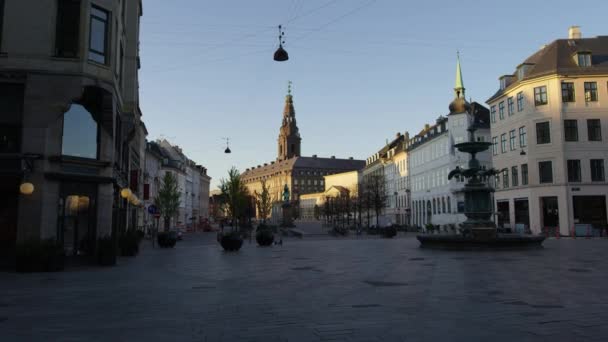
[{"xmin": 1, "ymin": 233, "xmax": 607, "ymax": 342}]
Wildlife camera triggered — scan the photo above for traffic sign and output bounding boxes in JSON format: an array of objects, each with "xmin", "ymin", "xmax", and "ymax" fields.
[{"xmin": 148, "ymin": 205, "xmax": 158, "ymax": 215}]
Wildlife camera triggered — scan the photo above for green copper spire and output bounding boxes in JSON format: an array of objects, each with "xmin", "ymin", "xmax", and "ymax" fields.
[{"xmin": 455, "ymin": 51, "xmax": 465, "ymax": 98}]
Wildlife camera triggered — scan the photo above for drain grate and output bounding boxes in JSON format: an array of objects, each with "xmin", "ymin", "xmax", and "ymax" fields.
[
  {"xmin": 409, "ymin": 257, "xmax": 425, "ymax": 261},
  {"xmin": 192, "ymin": 285, "xmax": 216, "ymax": 290},
  {"xmin": 568, "ymin": 268, "xmax": 591, "ymax": 273},
  {"xmin": 352, "ymin": 304, "xmax": 381, "ymax": 308},
  {"xmin": 363, "ymin": 280, "xmax": 408, "ymax": 287}
]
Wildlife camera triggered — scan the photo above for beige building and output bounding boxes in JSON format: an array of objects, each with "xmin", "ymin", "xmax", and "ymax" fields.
[
  {"xmin": 487, "ymin": 27, "xmax": 608, "ymax": 235},
  {"xmin": 299, "ymin": 170, "xmax": 360, "ymax": 220},
  {"xmin": 0, "ymin": 0, "xmax": 145, "ymax": 257},
  {"xmin": 241, "ymin": 86, "xmax": 365, "ymax": 220}
]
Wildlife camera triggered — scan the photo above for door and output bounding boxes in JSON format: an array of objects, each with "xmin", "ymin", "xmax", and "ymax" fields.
[
  {"xmin": 541, "ymin": 197, "xmax": 559, "ymax": 231},
  {"xmin": 514, "ymin": 198, "xmax": 530, "ymax": 233},
  {"xmin": 0, "ymin": 175, "xmax": 20, "ymax": 253},
  {"xmin": 59, "ymin": 182, "xmax": 97, "ymax": 257}
]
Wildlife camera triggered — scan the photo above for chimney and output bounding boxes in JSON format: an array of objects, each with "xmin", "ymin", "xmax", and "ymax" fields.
[
  {"xmin": 396, "ymin": 132, "xmax": 401, "ymax": 139},
  {"xmin": 569, "ymin": 26, "xmax": 581, "ymax": 39},
  {"xmin": 349, "ymin": 157, "xmax": 353, "ymax": 160},
  {"xmin": 331, "ymin": 156, "xmax": 335, "ymax": 159},
  {"xmin": 312, "ymin": 154, "xmax": 317, "ymax": 158}
]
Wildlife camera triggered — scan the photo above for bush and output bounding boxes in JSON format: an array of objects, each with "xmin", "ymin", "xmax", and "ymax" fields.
[
  {"xmin": 119, "ymin": 230, "xmax": 140, "ymax": 256},
  {"xmin": 383, "ymin": 225, "xmax": 397, "ymax": 238},
  {"xmin": 220, "ymin": 231, "xmax": 243, "ymax": 251},
  {"xmin": 15, "ymin": 238, "xmax": 65, "ymax": 272},
  {"xmin": 157, "ymin": 231, "xmax": 177, "ymax": 248},
  {"xmin": 256, "ymin": 228, "xmax": 274, "ymax": 246},
  {"xmin": 97, "ymin": 235, "xmax": 116, "ymax": 266}
]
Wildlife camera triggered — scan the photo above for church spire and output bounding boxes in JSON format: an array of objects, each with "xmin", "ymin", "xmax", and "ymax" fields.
[
  {"xmin": 454, "ymin": 51, "xmax": 465, "ymax": 98},
  {"xmin": 278, "ymin": 81, "xmax": 301, "ymax": 161}
]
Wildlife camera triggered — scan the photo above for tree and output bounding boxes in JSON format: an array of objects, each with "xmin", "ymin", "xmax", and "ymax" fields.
[
  {"xmin": 155, "ymin": 172, "xmax": 181, "ymax": 230},
  {"xmin": 219, "ymin": 167, "xmax": 250, "ymax": 230},
  {"xmin": 254, "ymin": 180, "xmax": 273, "ymax": 224},
  {"xmin": 365, "ymin": 173, "xmax": 388, "ymax": 227}
]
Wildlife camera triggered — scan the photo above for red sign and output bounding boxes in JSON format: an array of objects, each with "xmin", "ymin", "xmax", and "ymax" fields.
[{"xmin": 153, "ymin": 213, "xmax": 161, "ymax": 218}]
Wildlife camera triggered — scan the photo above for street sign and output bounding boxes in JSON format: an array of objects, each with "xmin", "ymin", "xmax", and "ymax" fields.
[
  {"xmin": 148, "ymin": 205, "xmax": 158, "ymax": 215},
  {"xmin": 153, "ymin": 213, "xmax": 161, "ymax": 219}
]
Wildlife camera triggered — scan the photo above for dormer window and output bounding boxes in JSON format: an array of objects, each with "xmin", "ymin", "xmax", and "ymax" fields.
[
  {"xmin": 500, "ymin": 78, "xmax": 507, "ymax": 90},
  {"xmin": 576, "ymin": 52, "xmax": 592, "ymax": 67}
]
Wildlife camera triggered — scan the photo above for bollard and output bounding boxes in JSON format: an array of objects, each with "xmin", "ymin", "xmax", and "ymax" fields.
[{"xmin": 571, "ymin": 225, "xmax": 576, "ymax": 239}]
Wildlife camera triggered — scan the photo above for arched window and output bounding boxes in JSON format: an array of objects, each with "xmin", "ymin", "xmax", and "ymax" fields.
[
  {"xmin": 432, "ymin": 198, "xmax": 436, "ymax": 214},
  {"xmin": 447, "ymin": 196, "xmax": 451, "ymax": 213},
  {"xmin": 62, "ymin": 104, "xmax": 98, "ymax": 159},
  {"xmin": 442, "ymin": 197, "xmax": 446, "ymax": 213}
]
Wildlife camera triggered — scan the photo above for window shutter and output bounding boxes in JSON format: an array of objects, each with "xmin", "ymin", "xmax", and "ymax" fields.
[{"xmin": 55, "ymin": 0, "xmax": 81, "ymax": 57}]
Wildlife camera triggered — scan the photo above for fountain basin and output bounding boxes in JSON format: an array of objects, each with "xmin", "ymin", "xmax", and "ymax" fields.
[{"xmin": 417, "ymin": 234, "xmax": 545, "ymax": 250}]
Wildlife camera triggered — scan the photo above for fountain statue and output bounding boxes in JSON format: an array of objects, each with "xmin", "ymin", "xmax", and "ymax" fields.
[{"xmin": 417, "ymin": 124, "xmax": 545, "ymax": 249}]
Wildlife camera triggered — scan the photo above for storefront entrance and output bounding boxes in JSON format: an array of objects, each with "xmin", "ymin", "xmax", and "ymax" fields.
[
  {"xmin": 496, "ymin": 201, "xmax": 510, "ymax": 228},
  {"xmin": 0, "ymin": 175, "xmax": 20, "ymax": 254},
  {"xmin": 514, "ymin": 198, "xmax": 530, "ymax": 233},
  {"xmin": 58, "ymin": 182, "xmax": 97, "ymax": 257},
  {"xmin": 573, "ymin": 196, "xmax": 607, "ymax": 230},
  {"xmin": 541, "ymin": 197, "xmax": 559, "ymax": 231}
]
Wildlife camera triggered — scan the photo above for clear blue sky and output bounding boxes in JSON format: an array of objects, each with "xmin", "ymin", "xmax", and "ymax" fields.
[{"xmin": 139, "ymin": 0, "xmax": 607, "ymax": 189}]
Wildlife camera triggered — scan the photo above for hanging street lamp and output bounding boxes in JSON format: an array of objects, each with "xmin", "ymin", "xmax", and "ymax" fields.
[{"xmin": 273, "ymin": 25, "xmax": 289, "ymax": 62}]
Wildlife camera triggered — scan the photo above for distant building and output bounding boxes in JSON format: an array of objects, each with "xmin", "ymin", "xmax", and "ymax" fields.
[
  {"xmin": 241, "ymin": 85, "xmax": 365, "ymax": 220},
  {"xmin": 143, "ymin": 140, "xmax": 210, "ymax": 231},
  {"xmin": 299, "ymin": 170, "xmax": 361, "ymax": 221},
  {"xmin": 408, "ymin": 56, "xmax": 491, "ymax": 228},
  {"xmin": 487, "ymin": 27, "xmax": 608, "ymax": 235}
]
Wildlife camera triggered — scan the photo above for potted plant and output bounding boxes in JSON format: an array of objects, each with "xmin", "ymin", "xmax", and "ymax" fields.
[
  {"xmin": 119, "ymin": 229, "xmax": 140, "ymax": 256},
  {"xmin": 15, "ymin": 238, "xmax": 65, "ymax": 272},
  {"xmin": 383, "ymin": 225, "xmax": 397, "ymax": 238},
  {"xmin": 97, "ymin": 235, "xmax": 116, "ymax": 266},
  {"xmin": 218, "ymin": 167, "xmax": 249, "ymax": 252},
  {"xmin": 256, "ymin": 224, "xmax": 274, "ymax": 246},
  {"xmin": 157, "ymin": 230, "xmax": 177, "ymax": 248}
]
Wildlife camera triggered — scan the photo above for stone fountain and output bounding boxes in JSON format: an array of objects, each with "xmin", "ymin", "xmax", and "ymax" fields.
[{"xmin": 417, "ymin": 126, "xmax": 545, "ymax": 250}]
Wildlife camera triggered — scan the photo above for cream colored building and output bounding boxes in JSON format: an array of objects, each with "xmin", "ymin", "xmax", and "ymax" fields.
[
  {"xmin": 409, "ymin": 56, "xmax": 492, "ymax": 228},
  {"xmin": 299, "ymin": 170, "xmax": 360, "ymax": 220},
  {"xmin": 487, "ymin": 27, "xmax": 608, "ymax": 235},
  {"xmin": 0, "ymin": 0, "xmax": 145, "ymax": 257}
]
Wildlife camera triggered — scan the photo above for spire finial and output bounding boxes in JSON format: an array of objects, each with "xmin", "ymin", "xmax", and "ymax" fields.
[
  {"xmin": 455, "ymin": 51, "xmax": 465, "ymax": 97},
  {"xmin": 287, "ymin": 80, "xmax": 292, "ymax": 96}
]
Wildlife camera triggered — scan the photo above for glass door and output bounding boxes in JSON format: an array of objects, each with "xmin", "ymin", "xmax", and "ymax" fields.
[{"xmin": 59, "ymin": 183, "xmax": 97, "ymax": 257}]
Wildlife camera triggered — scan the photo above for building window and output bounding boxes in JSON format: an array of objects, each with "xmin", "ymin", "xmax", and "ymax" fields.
[
  {"xmin": 519, "ymin": 126, "xmax": 527, "ymax": 147},
  {"xmin": 495, "ymin": 173, "xmax": 500, "ymax": 189},
  {"xmin": 492, "ymin": 137, "xmax": 498, "ymax": 156},
  {"xmin": 587, "ymin": 119, "xmax": 602, "ymax": 141},
  {"xmin": 61, "ymin": 104, "xmax": 98, "ymax": 159},
  {"xmin": 561, "ymin": 82, "xmax": 575, "ymax": 102},
  {"xmin": 564, "ymin": 120, "xmax": 578, "ymax": 142},
  {"xmin": 517, "ymin": 92, "xmax": 524, "ymax": 112},
  {"xmin": 500, "ymin": 133, "xmax": 507, "ymax": 153},
  {"xmin": 490, "ymin": 105, "xmax": 496, "ymax": 123},
  {"xmin": 567, "ymin": 160, "xmax": 581, "ymax": 182},
  {"xmin": 503, "ymin": 169, "xmax": 509, "ymax": 188},
  {"xmin": 538, "ymin": 161, "xmax": 553, "ymax": 184},
  {"xmin": 507, "ymin": 97, "xmax": 514, "ymax": 116},
  {"xmin": 536, "ymin": 121, "xmax": 550, "ymax": 144},
  {"xmin": 55, "ymin": 0, "xmax": 81, "ymax": 57},
  {"xmin": 534, "ymin": 86, "xmax": 548, "ymax": 106},
  {"xmin": 498, "ymin": 101, "xmax": 505, "ymax": 120},
  {"xmin": 512, "ymin": 166, "xmax": 518, "ymax": 186},
  {"xmin": 577, "ymin": 53, "xmax": 592, "ymax": 67},
  {"xmin": 584, "ymin": 82, "xmax": 598, "ymax": 102},
  {"xmin": 89, "ymin": 5, "xmax": 109, "ymax": 64},
  {"xmin": 521, "ymin": 164, "xmax": 528, "ymax": 185},
  {"xmin": 509, "ymin": 130, "xmax": 516, "ymax": 151},
  {"xmin": 590, "ymin": 159, "xmax": 605, "ymax": 182}
]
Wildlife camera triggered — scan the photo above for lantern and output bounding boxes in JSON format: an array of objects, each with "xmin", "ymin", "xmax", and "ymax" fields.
[
  {"xmin": 20, "ymin": 182, "xmax": 34, "ymax": 195},
  {"xmin": 120, "ymin": 188, "xmax": 132, "ymax": 199},
  {"xmin": 273, "ymin": 25, "xmax": 289, "ymax": 62}
]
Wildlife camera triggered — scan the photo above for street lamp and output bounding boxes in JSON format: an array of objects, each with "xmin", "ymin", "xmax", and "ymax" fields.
[
  {"xmin": 20, "ymin": 182, "xmax": 34, "ymax": 195},
  {"xmin": 273, "ymin": 25, "xmax": 289, "ymax": 62}
]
